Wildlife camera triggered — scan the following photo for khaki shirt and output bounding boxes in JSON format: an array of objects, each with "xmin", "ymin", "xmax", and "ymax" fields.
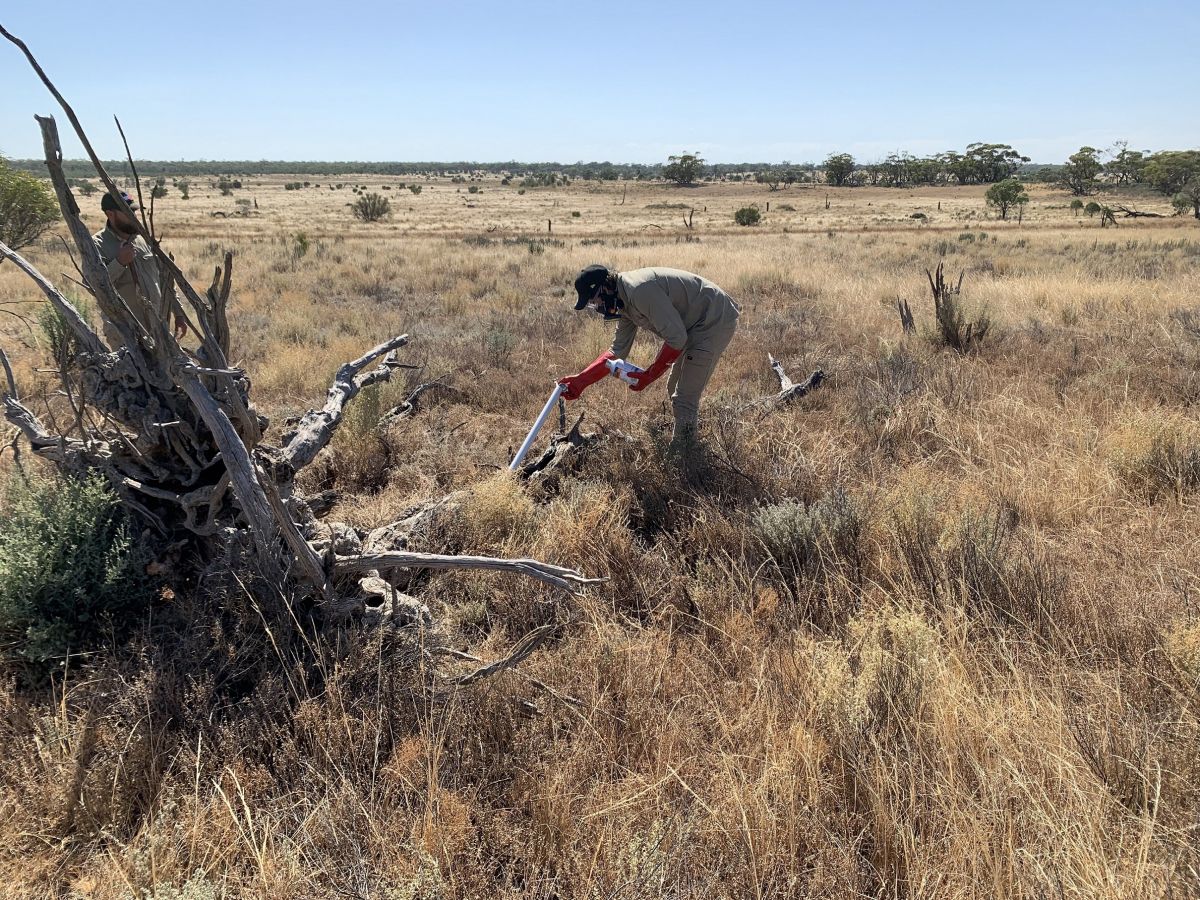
[
  {"xmin": 92, "ymin": 224, "xmax": 161, "ymax": 338},
  {"xmin": 609, "ymin": 267, "xmax": 740, "ymax": 359}
]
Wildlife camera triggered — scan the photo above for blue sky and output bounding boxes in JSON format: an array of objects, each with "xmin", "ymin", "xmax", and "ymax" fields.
[{"xmin": 2, "ymin": 1, "xmax": 1197, "ymax": 164}]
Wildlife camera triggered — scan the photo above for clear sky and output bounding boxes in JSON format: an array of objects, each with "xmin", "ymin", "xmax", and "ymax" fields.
[{"xmin": 2, "ymin": 1, "xmax": 1197, "ymax": 165}]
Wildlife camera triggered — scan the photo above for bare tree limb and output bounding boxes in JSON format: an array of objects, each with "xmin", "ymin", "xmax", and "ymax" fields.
[
  {"xmin": 337, "ymin": 550, "xmax": 604, "ymax": 595},
  {"xmin": 1112, "ymin": 205, "xmax": 1165, "ymax": 219},
  {"xmin": 280, "ymin": 333, "xmax": 411, "ymax": 469},
  {"xmin": 759, "ymin": 354, "xmax": 826, "ymax": 408},
  {"xmin": 0, "ymin": 347, "xmax": 18, "ymax": 398},
  {"xmin": 113, "ymin": 115, "xmax": 150, "ymax": 236},
  {"xmin": 379, "ymin": 375, "xmax": 462, "ymax": 426},
  {"xmin": 0, "ymin": 241, "xmax": 108, "ymax": 357},
  {"xmin": 452, "ymin": 624, "xmax": 559, "ymax": 685}
]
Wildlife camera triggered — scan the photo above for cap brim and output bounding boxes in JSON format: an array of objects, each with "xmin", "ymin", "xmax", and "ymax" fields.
[{"xmin": 573, "ymin": 294, "xmax": 589, "ymax": 310}]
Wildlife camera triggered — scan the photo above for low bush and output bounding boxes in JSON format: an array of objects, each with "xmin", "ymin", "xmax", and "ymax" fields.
[
  {"xmin": 734, "ymin": 205, "xmax": 761, "ymax": 226},
  {"xmin": 0, "ymin": 472, "xmax": 154, "ymax": 673},
  {"xmin": 1110, "ymin": 420, "xmax": 1200, "ymax": 501},
  {"xmin": 38, "ymin": 295, "xmax": 94, "ymax": 372},
  {"xmin": 752, "ymin": 488, "xmax": 866, "ymax": 605},
  {"xmin": 352, "ymin": 192, "xmax": 392, "ymax": 223}
]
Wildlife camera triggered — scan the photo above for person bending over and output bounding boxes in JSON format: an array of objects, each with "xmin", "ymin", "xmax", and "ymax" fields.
[{"xmin": 558, "ymin": 264, "xmax": 739, "ymax": 445}]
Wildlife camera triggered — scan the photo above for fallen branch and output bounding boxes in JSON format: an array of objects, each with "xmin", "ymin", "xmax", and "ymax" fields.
[
  {"xmin": 1113, "ymin": 205, "xmax": 1165, "ymax": 219},
  {"xmin": 452, "ymin": 624, "xmax": 559, "ymax": 685},
  {"xmin": 0, "ymin": 242, "xmax": 108, "ymax": 357},
  {"xmin": 337, "ymin": 550, "xmax": 605, "ymax": 595},
  {"xmin": 764, "ymin": 354, "xmax": 826, "ymax": 406},
  {"xmin": 279, "ymin": 334, "xmax": 411, "ymax": 469},
  {"xmin": 379, "ymin": 375, "xmax": 462, "ymax": 426}
]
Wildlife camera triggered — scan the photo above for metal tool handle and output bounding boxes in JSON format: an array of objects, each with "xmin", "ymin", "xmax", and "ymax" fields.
[{"xmin": 509, "ymin": 383, "xmax": 565, "ymax": 471}]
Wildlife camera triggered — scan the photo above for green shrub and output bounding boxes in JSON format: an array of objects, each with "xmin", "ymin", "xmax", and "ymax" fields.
[
  {"xmin": 351, "ymin": 192, "xmax": 391, "ymax": 223},
  {"xmin": 0, "ymin": 472, "xmax": 154, "ymax": 671},
  {"xmin": 734, "ymin": 205, "xmax": 761, "ymax": 226},
  {"xmin": 0, "ymin": 156, "xmax": 59, "ymax": 251},
  {"xmin": 408, "ymin": 184, "xmax": 422, "ymax": 195}
]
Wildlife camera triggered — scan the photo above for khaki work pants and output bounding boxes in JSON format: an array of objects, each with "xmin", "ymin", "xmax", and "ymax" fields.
[{"xmin": 665, "ymin": 318, "xmax": 738, "ymax": 436}]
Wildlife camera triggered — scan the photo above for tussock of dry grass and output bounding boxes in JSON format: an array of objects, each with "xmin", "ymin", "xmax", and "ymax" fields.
[{"xmin": 2, "ymin": 178, "xmax": 1200, "ymax": 897}]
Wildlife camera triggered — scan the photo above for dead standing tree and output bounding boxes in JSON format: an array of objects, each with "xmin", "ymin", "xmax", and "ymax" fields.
[{"xmin": 0, "ymin": 27, "xmax": 600, "ymax": 634}]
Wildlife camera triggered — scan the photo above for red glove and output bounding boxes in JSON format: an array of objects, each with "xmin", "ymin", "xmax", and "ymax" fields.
[
  {"xmin": 628, "ymin": 343, "xmax": 682, "ymax": 392},
  {"xmin": 558, "ymin": 350, "xmax": 616, "ymax": 400}
]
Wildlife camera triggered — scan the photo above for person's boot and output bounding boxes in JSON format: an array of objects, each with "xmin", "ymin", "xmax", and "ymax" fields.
[{"xmin": 668, "ymin": 422, "xmax": 698, "ymax": 455}]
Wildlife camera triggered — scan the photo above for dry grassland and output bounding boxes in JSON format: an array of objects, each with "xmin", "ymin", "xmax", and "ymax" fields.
[{"xmin": 2, "ymin": 176, "xmax": 1200, "ymax": 898}]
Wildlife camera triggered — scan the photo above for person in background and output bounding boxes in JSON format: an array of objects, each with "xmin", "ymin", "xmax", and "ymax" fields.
[{"xmin": 92, "ymin": 191, "xmax": 186, "ymax": 346}]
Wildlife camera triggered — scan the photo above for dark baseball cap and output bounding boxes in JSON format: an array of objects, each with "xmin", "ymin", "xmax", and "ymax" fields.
[
  {"xmin": 100, "ymin": 190, "xmax": 138, "ymax": 212},
  {"xmin": 573, "ymin": 264, "xmax": 610, "ymax": 310}
]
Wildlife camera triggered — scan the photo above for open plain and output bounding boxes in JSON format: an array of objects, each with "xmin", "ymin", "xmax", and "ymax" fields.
[{"xmin": 3, "ymin": 174, "xmax": 1200, "ymax": 898}]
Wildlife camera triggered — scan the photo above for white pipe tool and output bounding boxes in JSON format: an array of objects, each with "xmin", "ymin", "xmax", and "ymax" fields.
[{"xmin": 509, "ymin": 383, "xmax": 566, "ymax": 471}]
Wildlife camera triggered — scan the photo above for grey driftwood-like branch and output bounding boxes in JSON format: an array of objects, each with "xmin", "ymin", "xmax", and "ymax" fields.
[
  {"xmin": 379, "ymin": 376, "xmax": 463, "ymax": 427},
  {"xmin": 278, "ymin": 333, "xmax": 411, "ymax": 470},
  {"xmin": 763, "ymin": 355, "xmax": 826, "ymax": 407},
  {"xmin": 0, "ymin": 25, "xmax": 601, "ymax": 657}
]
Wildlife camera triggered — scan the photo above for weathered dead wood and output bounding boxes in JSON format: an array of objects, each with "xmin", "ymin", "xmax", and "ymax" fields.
[
  {"xmin": 3, "ymin": 26, "xmax": 229, "ymax": 371},
  {"xmin": 206, "ymin": 253, "xmax": 234, "ymax": 357},
  {"xmin": 518, "ymin": 413, "xmax": 590, "ymax": 479},
  {"xmin": 1113, "ymin": 205, "xmax": 1165, "ymax": 219},
  {"xmin": 452, "ymin": 624, "xmax": 559, "ymax": 685},
  {"xmin": 337, "ymin": 551, "xmax": 603, "ymax": 594},
  {"xmin": 0, "ymin": 242, "xmax": 108, "ymax": 357},
  {"xmin": 897, "ymin": 297, "xmax": 915, "ymax": 335},
  {"xmin": 379, "ymin": 376, "xmax": 462, "ymax": 426},
  {"xmin": 279, "ymin": 334, "xmax": 411, "ymax": 470},
  {"xmin": 764, "ymin": 355, "xmax": 826, "ymax": 406},
  {"xmin": 0, "ymin": 349, "xmax": 17, "ymax": 398}
]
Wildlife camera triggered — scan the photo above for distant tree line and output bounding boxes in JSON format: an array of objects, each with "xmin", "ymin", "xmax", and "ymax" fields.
[
  {"xmin": 8, "ymin": 141, "xmax": 1197, "ymax": 216},
  {"xmin": 5, "ymin": 158, "xmax": 664, "ymax": 182}
]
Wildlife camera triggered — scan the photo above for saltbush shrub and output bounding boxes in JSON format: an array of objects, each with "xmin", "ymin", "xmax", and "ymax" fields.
[
  {"xmin": 351, "ymin": 192, "xmax": 391, "ymax": 223},
  {"xmin": 752, "ymin": 488, "xmax": 864, "ymax": 585},
  {"xmin": 734, "ymin": 205, "xmax": 761, "ymax": 226},
  {"xmin": 0, "ymin": 472, "xmax": 154, "ymax": 671}
]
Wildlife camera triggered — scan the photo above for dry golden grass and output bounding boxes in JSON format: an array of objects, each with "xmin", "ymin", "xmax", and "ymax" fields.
[{"xmin": 2, "ymin": 176, "xmax": 1200, "ymax": 897}]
